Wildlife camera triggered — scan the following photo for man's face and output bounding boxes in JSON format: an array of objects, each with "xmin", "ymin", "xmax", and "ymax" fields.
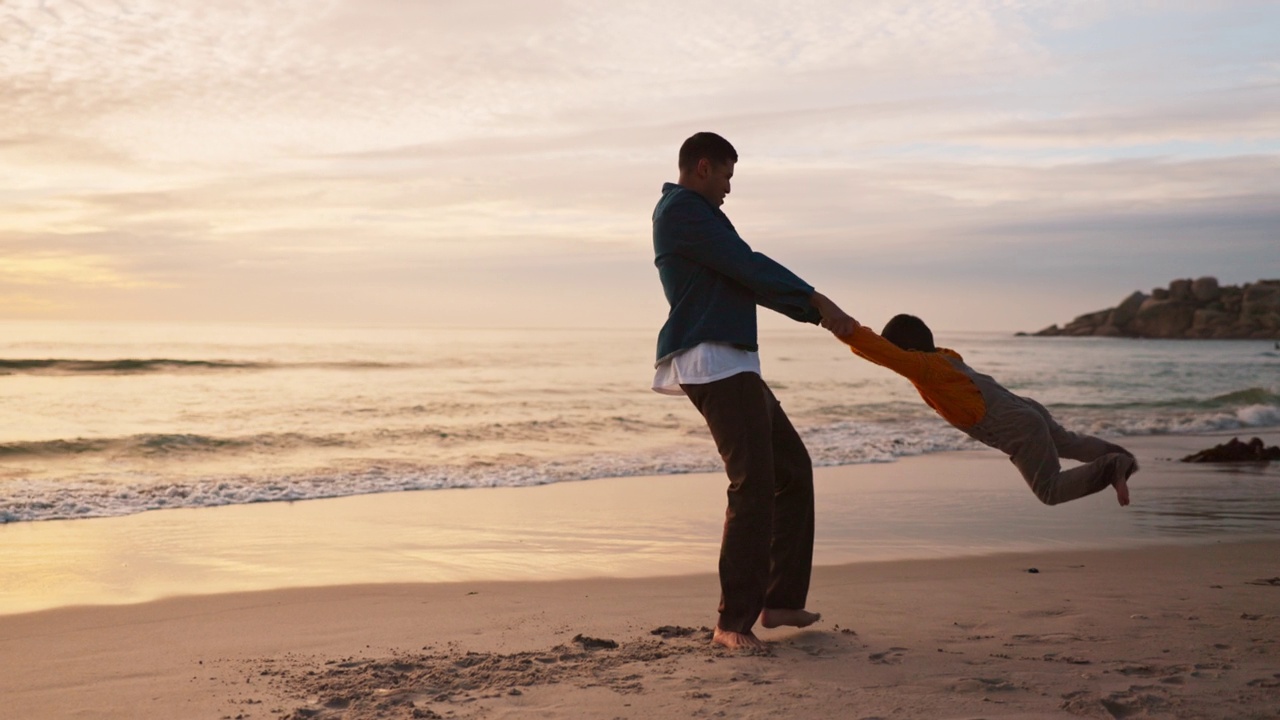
[{"xmin": 701, "ymin": 159, "xmax": 734, "ymax": 207}]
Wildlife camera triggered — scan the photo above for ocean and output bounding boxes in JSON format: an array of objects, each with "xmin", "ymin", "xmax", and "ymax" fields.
[{"xmin": 2, "ymin": 319, "xmax": 1279, "ymax": 525}]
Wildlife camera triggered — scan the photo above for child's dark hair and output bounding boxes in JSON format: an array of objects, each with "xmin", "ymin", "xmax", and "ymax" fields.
[{"xmin": 881, "ymin": 314, "xmax": 936, "ymax": 352}]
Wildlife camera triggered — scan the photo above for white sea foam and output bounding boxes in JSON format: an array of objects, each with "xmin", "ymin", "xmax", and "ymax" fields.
[
  {"xmin": 1237, "ymin": 403, "xmax": 1280, "ymax": 427},
  {"xmin": 1, "ymin": 404, "xmax": 1276, "ymax": 523},
  {"xmin": 1077, "ymin": 404, "xmax": 1280, "ymax": 436},
  {"xmin": 0, "ymin": 423, "xmax": 976, "ymax": 522}
]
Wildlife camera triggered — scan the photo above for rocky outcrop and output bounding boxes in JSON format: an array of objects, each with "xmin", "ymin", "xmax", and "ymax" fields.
[
  {"xmin": 1181, "ymin": 437, "xmax": 1280, "ymax": 463},
  {"xmin": 1024, "ymin": 278, "xmax": 1280, "ymax": 339}
]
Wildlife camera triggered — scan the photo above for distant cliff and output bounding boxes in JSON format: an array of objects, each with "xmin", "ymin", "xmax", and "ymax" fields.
[{"xmin": 1022, "ymin": 278, "xmax": 1280, "ymax": 340}]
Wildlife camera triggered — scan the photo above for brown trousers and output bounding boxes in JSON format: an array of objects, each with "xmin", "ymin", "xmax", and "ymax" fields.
[
  {"xmin": 966, "ymin": 395, "xmax": 1131, "ymax": 505},
  {"xmin": 682, "ymin": 372, "xmax": 815, "ymax": 634}
]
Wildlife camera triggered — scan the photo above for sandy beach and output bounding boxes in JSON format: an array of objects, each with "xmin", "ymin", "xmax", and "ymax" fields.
[
  {"xmin": 3, "ymin": 540, "xmax": 1278, "ymax": 719},
  {"xmin": 2, "ymin": 433, "xmax": 1278, "ymax": 719}
]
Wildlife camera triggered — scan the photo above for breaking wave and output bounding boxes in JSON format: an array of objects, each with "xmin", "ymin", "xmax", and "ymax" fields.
[{"xmin": 0, "ymin": 358, "xmax": 408, "ymax": 375}]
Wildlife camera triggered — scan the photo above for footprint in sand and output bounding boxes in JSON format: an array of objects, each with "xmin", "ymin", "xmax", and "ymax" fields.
[
  {"xmin": 1008, "ymin": 632, "xmax": 1089, "ymax": 646},
  {"xmin": 868, "ymin": 648, "xmax": 908, "ymax": 665},
  {"xmin": 650, "ymin": 625, "xmax": 711, "ymax": 640},
  {"xmin": 1038, "ymin": 652, "xmax": 1091, "ymax": 665},
  {"xmin": 1109, "ymin": 661, "xmax": 1194, "ymax": 680},
  {"xmin": 947, "ymin": 676, "xmax": 1019, "ymax": 694},
  {"xmin": 1102, "ymin": 687, "xmax": 1173, "ymax": 719},
  {"xmin": 1061, "ymin": 686, "xmax": 1172, "ymax": 719},
  {"xmin": 1246, "ymin": 674, "xmax": 1280, "ymax": 688},
  {"xmin": 1019, "ymin": 607, "xmax": 1069, "ymax": 619}
]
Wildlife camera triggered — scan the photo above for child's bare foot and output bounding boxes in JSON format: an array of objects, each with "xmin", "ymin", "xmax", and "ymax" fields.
[
  {"xmin": 1114, "ymin": 476, "xmax": 1130, "ymax": 506},
  {"xmin": 1112, "ymin": 454, "xmax": 1138, "ymax": 506},
  {"xmin": 712, "ymin": 626, "xmax": 767, "ymax": 651},
  {"xmin": 759, "ymin": 608, "xmax": 821, "ymax": 629}
]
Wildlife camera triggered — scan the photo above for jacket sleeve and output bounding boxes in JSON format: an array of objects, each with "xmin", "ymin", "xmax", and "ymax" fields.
[
  {"xmin": 838, "ymin": 326, "xmax": 935, "ymax": 383},
  {"xmin": 656, "ymin": 194, "xmax": 821, "ymax": 324},
  {"xmin": 841, "ymin": 327, "xmax": 986, "ymax": 428}
]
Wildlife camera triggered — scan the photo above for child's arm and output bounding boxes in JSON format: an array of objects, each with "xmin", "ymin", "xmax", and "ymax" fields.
[
  {"xmin": 837, "ymin": 326, "xmax": 934, "ymax": 384},
  {"xmin": 840, "ymin": 326, "xmax": 986, "ymax": 429}
]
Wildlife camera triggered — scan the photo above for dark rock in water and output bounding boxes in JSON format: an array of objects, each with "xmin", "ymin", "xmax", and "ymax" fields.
[
  {"xmin": 1025, "ymin": 278, "xmax": 1280, "ymax": 339},
  {"xmin": 1180, "ymin": 437, "xmax": 1280, "ymax": 463}
]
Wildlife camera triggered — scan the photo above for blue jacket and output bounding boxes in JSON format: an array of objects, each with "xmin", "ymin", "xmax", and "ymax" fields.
[{"xmin": 653, "ymin": 183, "xmax": 822, "ymax": 362}]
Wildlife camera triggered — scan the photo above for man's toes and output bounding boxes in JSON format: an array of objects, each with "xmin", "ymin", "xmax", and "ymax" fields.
[{"xmin": 760, "ymin": 608, "xmax": 821, "ymax": 629}]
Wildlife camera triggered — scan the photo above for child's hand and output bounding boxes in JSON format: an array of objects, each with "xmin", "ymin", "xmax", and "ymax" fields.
[
  {"xmin": 811, "ymin": 292, "xmax": 859, "ymax": 337},
  {"xmin": 819, "ymin": 311, "xmax": 860, "ymax": 338},
  {"xmin": 822, "ymin": 315, "xmax": 860, "ymax": 338}
]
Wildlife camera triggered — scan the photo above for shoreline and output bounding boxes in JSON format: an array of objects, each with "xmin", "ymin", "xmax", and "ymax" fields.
[
  {"xmin": 3, "ymin": 539, "xmax": 1277, "ymax": 719},
  {"xmin": 1, "ymin": 428, "xmax": 1276, "ymax": 718},
  {"xmin": 2, "ymin": 429, "xmax": 1278, "ymax": 616}
]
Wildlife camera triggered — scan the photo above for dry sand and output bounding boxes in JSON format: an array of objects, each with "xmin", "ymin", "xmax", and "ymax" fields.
[{"xmin": 2, "ymin": 540, "xmax": 1278, "ymax": 719}]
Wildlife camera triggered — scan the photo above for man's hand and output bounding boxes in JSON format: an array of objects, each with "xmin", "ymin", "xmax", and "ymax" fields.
[{"xmin": 811, "ymin": 292, "xmax": 860, "ymax": 338}]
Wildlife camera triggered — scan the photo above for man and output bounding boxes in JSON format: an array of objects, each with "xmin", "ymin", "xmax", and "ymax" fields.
[{"xmin": 651, "ymin": 131, "xmax": 858, "ymax": 650}]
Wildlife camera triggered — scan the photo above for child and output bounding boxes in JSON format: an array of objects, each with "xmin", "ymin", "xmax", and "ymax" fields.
[{"xmin": 840, "ymin": 314, "xmax": 1138, "ymax": 506}]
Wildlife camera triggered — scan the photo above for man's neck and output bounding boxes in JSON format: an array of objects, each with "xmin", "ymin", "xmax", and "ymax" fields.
[{"xmin": 675, "ymin": 176, "xmax": 713, "ymax": 205}]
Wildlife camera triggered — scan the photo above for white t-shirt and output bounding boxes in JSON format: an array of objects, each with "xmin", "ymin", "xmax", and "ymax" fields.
[{"xmin": 651, "ymin": 341, "xmax": 761, "ymax": 396}]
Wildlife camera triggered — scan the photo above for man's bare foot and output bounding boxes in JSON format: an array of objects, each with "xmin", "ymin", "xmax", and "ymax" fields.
[
  {"xmin": 712, "ymin": 626, "xmax": 767, "ymax": 651},
  {"xmin": 759, "ymin": 608, "xmax": 821, "ymax": 629}
]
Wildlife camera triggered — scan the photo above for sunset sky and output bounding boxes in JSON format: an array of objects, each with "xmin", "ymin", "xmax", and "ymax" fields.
[{"xmin": 3, "ymin": 0, "xmax": 1277, "ymax": 332}]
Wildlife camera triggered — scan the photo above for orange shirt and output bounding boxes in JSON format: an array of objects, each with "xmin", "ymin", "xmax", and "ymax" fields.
[{"xmin": 839, "ymin": 326, "xmax": 987, "ymax": 429}]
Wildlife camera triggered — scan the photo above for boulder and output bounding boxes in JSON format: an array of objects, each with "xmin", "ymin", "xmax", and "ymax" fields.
[
  {"xmin": 1110, "ymin": 291, "xmax": 1148, "ymax": 329},
  {"xmin": 1232, "ymin": 318, "xmax": 1261, "ymax": 336},
  {"xmin": 1192, "ymin": 276, "xmax": 1220, "ymax": 302},
  {"xmin": 1243, "ymin": 283, "xmax": 1280, "ymax": 318},
  {"xmin": 1061, "ymin": 309, "xmax": 1112, "ymax": 335},
  {"xmin": 1221, "ymin": 288, "xmax": 1244, "ymax": 313},
  {"xmin": 1169, "ymin": 279, "xmax": 1194, "ymax": 302},
  {"xmin": 1192, "ymin": 309, "xmax": 1235, "ymax": 331},
  {"xmin": 1131, "ymin": 299, "xmax": 1198, "ymax": 338},
  {"xmin": 1181, "ymin": 437, "xmax": 1280, "ymax": 463},
  {"xmin": 1026, "ymin": 278, "xmax": 1280, "ymax": 339}
]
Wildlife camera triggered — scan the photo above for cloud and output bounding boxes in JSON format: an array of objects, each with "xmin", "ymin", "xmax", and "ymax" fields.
[
  {"xmin": 953, "ymin": 84, "xmax": 1280, "ymax": 150},
  {"xmin": 0, "ymin": 250, "xmax": 168, "ymax": 289},
  {"xmin": 0, "ymin": 292, "xmax": 69, "ymax": 314},
  {"xmin": 1, "ymin": 0, "xmax": 1277, "ymax": 328}
]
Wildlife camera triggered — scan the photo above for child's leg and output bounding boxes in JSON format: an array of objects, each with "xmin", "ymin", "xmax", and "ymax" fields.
[
  {"xmin": 1003, "ymin": 407, "xmax": 1131, "ymax": 505},
  {"xmin": 1040, "ymin": 454, "xmax": 1135, "ymax": 506},
  {"xmin": 1025, "ymin": 398, "xmax": 1133, "ymax": 463}
]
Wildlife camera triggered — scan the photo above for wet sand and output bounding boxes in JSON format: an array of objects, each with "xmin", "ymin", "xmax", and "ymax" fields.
[{"xmin": 3, "ymin": 430, "xmax": 1278, "ymax": 616}]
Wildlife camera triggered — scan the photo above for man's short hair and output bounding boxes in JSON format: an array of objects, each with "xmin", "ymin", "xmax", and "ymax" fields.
[
  {"xmin": 678, "ymin": 132, "xmax": 738, "ymax": 172},
  {"xmin": 881, "ymin": 314, "xmax": 936, "ymax": 352}
]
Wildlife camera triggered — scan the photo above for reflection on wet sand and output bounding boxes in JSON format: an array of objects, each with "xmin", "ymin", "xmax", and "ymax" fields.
[{"xmin": 1129, "ymin": 461, "xmax": 1280, "ymax": 536}]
